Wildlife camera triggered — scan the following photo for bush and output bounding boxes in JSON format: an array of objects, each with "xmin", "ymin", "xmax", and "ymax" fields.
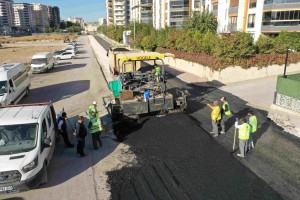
[
  {"xmin": 141, "ymin": 35, "xmax": 157, "ymax": 51},
  {"xmin": 255, "ymin": 35, "xmax": 274, "ymax": 54},
  {"xmin": 274, "ymin": 31, "xmax": 300, "ymax": 52}
]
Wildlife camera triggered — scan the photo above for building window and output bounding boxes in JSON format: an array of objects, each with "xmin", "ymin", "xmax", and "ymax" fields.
[
  {"xmin": 229, "ymin": 16, "xmax": 237, "ymax": 24},
  {"xmin": 247, "ymin": 14, "xmax": 255, "ymax": 28},
  {"xmin": 265, "ymin": 0, "xmax": 300, "ymax": 4},
  {"xmin": 262, "ymin": 10, "xmax": 300, "ymax": 26},
  {"xmin": 249, "ymin": 0, "xmax": 256, "ymax": 8}
]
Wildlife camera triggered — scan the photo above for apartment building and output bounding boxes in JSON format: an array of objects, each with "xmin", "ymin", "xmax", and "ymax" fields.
[
  {"xmin": 130, "ymin": 0, "xmax": 153, "ymax": 24},
  {"xmin": 105, "ymin": 0, "xmax": 131, "ymax": 26},
  {"xmin": 48, "ymin": 6, "xmax": 60, "ymax": 27},
  {"xmin": 106, "ymin": 0, "xmax": 114, "ymax": 25},
  {"xmin": 13, "ymin": 3, "xmax": 35, "ymax": 30},
  {"xmin": 153, "ymin": 0, "xmax": 205, "ymax": 29},
  {"xmin": 32, "ymin": 3, "xmax": 49, "ymax": 32},
  {"xmin": 206, "ymin": 0, "xmax": 300, "ymax": 40},
  {"xmin": 0, "ymin": 0, "xmax": 14, "ymax": 33},
  {"xmin": 67, "ymin": 17, "xmax": 85, "ymax": 28}
]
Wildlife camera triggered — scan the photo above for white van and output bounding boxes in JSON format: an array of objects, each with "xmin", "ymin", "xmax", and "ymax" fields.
[
  {"xmin": 31, "ymin": 52, "xmax": 56, "ymax": 73},
  {"xmin": 0, "ymin": 103, "xmax": 58, "ymax": 192},
  {"xmin": 0, "ymin": 63, "xmax": 30, "ymax": 106}
]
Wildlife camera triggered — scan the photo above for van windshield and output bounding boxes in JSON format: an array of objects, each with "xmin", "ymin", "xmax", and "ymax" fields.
[
  {"xmin": 0, "ymin": 81, "xmax": 7, "ymax": 95},
  {"xmin": 0, "ymin": 123, "xmax": 38, "ymax": 155},
  {"xmin": 32, "ymin": 58, "xmax": 47, "ymax": 65}
]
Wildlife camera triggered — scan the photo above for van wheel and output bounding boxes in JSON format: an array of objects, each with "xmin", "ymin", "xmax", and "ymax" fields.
[
  {"xmin": 71, "ymin": 56, "xmax": 75, "ymax": 59},
  {"xmin": 41, "ymin": 163, "xmax": 48, "ymax": 184},
  {"xmin": 52, "ymin": 63, "xmax": 55, "ymax": 69},
  {"xmin": 25, "ymin": 87, "xmax": 30, "ymax": 97}
]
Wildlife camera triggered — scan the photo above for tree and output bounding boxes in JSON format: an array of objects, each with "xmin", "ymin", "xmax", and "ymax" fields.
[
  {"xmin": 255, "ymin": 35, "xmax": 274, "ymax": 54},
  {"xmin": 184, "ymin": 11, "xmax": 218, "ymax": 34}
]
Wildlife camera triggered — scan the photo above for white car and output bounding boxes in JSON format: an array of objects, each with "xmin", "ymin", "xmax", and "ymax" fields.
[
  {"xmin": 62, "ymin": 45, "xmax": 77, "ymax": 54},
  {"xmin": 54, "ymin": 52, "xmax": 76, "ymax": 60}
]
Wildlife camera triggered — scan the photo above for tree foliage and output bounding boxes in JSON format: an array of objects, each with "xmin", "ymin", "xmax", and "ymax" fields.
[{"xmin": 184, "ymin": 11, "xmax": 218, "ymax": 34}]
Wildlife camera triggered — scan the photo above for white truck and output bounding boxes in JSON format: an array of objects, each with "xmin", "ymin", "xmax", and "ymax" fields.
[
  {"xmin": 0, "ymin": 63, "xmax": 30, "ymax": 106},
  {"xmin": 0, "ymin": 102, "xmax": 58, "ymax": 193},
  {"xmin": 31, "ymin": 52, "xmax": 56, "ymax": 73}
]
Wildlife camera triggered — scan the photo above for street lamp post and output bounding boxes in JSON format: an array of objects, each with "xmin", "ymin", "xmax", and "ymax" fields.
[
  {"xmin": 283, "ymin": 48, "xmax": 292, "ymax": 78},
  {"xmin": 131, "ymin": 4, "xmax": 140, "ymax": 49}
]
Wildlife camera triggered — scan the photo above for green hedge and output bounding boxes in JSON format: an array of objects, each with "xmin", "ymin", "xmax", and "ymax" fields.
[{"xmin": 276, "ymin": 74, "xmax": 300, "ymax": 99}]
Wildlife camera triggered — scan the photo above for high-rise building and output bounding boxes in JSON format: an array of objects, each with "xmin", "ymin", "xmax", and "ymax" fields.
[
  {"xmin": 48, "ymin": 6, "xmax": 60, "ymax": 27},
  {"xmin": 13, "ymin": 3, "xmax": 35, "ymax": 31},
  {"xmin": 32, "ymin": 3, "xmax": 49, "ymax": 32},
  {"xmin": 130, "ymin": 0, "xmax": 153, "ymax": 24},
  {"xmin": 67, "ymin": 17, "xmax": 85, "ymax": 28},
  {"xmin": 0, "ymin": 0, "xmax": 14, "ymax": 33},
  {"xmin": 206, "ymin": 0, "xmax": 300, "ymax": 40},
  {"xmin": 106, "ymin": 0, "xmax": 130, "ymax": 26},
  {"xmin": 99, "ymin": 18, "xmax": 107, "ymax": 26}
]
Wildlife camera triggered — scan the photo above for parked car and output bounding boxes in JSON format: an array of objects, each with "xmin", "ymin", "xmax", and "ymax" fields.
[
  {"xmin": 62, "ymin": 45, "xmax": 77, "ymax": 54},
  {"xmin": 0, "ymin": 102, "xmax": 58, "ymax": 192},
  {"xmin": 31, "ymin": 52, "xmax": 56, "ymax": 73},
  {"xmin": 68, "ymin": 41, "xmax": 77, "ymax": 46},
  {"xmin": 0, "ymin": 63, "xmax": 30, "ymax": 106},
  {"xmin": 53, "ymin": 50, "xmax": 65, "ymax": 56},
  {"xmin": 54, "ymin": 51, "xmax": 76, "ymax": 60}
]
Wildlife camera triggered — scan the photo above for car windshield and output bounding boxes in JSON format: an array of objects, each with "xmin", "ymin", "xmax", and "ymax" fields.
[
  {"xmin": 0, "ymin": 123, "xmax": 38, "ymax": 155},
  {"xmin": 54, "ymin": 51, "xmax": 63, "ymax": 55},
  {"xmin": 0, "ymin": 81, "xmax": 7, "ymax": 95},
  {"xmin": 32, "ymin": 58, "xmax": 47, "ymax": 64}
]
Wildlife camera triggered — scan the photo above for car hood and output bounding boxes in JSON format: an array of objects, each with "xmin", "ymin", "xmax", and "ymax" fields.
[
  {"xmin": 0, "ymin": 152, "xmax": 33, "ymax": 172},
  {"xmin": 31, "ymin": 63, "xmax": 46, "ymax": 67}
]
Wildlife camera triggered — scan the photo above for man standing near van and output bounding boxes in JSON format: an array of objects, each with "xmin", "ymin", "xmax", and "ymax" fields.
[
  {"xmin": 74, "ymin": 116, "xmax": 87, "ymax": 157},
  {"xmin": 58, "ymin": 112, "xmax": 74, "ymax": 148}
]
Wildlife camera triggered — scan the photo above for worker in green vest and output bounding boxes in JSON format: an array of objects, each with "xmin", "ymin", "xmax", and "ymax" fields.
[
  {"xmin": 154, "ymin": 64, "xmax": 161, "ymax": 82},
  {"xmin": 248, "ymin": 111, "xmax": 258, "ymax": 150},
  {"xmin": 88, "ymin": 101, "xmax": 99, "ymax": 119},
  {"xmin": 235, "ymin": 118, "xmax": 251, "ymax": 158},
  {"xmin": 207, "ymin": 101, "xmax": 222, "ymax": 137},
  {"xmin": 220, "ymin": 97, "xmax": 231, "ymax": 134},
  {"xmin": 88, "ymin": 111, "xmax": 103, "ymax": 150}
]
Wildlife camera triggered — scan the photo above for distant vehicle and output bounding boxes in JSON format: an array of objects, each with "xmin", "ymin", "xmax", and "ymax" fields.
[
  {"xmin": 0, "ymin": 63, "xmax": 30, "ymax": 106},
  {"xmin": 54, "ymin": 51, "xmax": 76, "ymax": 60},
  {"xmin": 53, "ymin": 50, "xmax": 65, "ymax": 56},
  {"xmin": 68, "ymin": 41, "xmax": 77, "ymax": 46},
  {"xmin": 62, "ymin": 45, "xmax": 77, "ymax": 54},
  {"xmin": 0, "ymin": 102, "xmax": 58, "ymax": 192},
  {"xmin": 31, "ymin": 52, "xmax": 56, "ymax": 73}
]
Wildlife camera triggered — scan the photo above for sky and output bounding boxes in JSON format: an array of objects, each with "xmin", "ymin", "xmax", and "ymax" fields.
[{"xmin": 14, "ymin": 0, "xmax": 107, "ymax": 22}]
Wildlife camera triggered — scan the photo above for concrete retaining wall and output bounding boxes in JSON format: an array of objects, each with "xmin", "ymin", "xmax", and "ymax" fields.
[
  {"xmin": 163, "ymin": 57, "xmax": 300, "ymax": 84},
  {"xmin": 88, "ymin": 35, "xmax": 113, "ymax": 83}
]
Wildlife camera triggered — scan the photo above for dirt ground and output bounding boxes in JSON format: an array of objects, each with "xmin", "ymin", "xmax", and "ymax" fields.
[{"xmin": 0, "ymin": 41, "xmax": 66, "ymax": 64}]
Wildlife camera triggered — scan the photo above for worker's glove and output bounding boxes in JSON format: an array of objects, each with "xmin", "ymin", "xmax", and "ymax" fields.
[{"xmin": 235, "ymin": 118, "xmax": 239, "ymax": 122}]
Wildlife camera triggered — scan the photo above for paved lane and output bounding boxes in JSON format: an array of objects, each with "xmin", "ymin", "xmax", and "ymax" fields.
[{"xmin": 1, "ymin": 36, "xmax": 116, "ymax": 200}]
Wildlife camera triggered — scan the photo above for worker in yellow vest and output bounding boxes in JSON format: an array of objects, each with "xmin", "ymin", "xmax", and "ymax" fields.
[
  {"xmin": 88, "ymin": 101, "xmax": 99, "ymax": 119},
  {"xmin": 88, "ymin": 111, "xmax": 103, "ymax": 150},
  {"xmin": 220, "ymin": 97, "xmax": 231, "ymax": 134},
  {"xmin": 207, "ymin": 101, "xmax": 221, "ymax": 137},
  {"xmin": 235, "ymin": 118, "xmax": 251, "ymax": 158},
  {"xmin": 248, "ymin": 111, "xmax": 258, "ymax": 150}
]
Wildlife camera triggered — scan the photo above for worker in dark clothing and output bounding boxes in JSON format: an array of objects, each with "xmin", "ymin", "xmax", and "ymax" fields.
[
  {"xmin": 74, "ymin": 116, "xmax": 87, "ymax": 157},
  {"xmin": 57, "ymin": 112, "xmax": 74, "ymax": 148},
  {"xmin": 88, "ymin": 111, "xmax": 103, "ymax": 150}
]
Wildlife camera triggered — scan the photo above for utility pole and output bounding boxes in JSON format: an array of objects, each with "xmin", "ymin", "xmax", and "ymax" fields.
[
  {"xmin": 283, "ymin": 48, "xmax": 291, "ymax": 78},
  {"xmin": 131, "ymin": 4, "xmax": 140, "ymax": 49}
]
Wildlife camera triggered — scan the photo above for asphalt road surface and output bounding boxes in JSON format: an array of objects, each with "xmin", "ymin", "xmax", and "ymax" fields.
[
  {"xmin": 95, "ymin": 35, "xmax": 300, "ymax": 200},
  {"xmin": 1, "ymin": 36, "xmax": 114, "ymax": 200}
]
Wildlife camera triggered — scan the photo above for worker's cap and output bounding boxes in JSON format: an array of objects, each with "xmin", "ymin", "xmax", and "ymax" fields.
[
  {"xmin": 92, "ymin": 111, "xmax": 97, "ymax": 115},
  {"xmin": 93, "ymin": 101, "xmax": 97, "ymax": 105},
  {"xmin": 220, "ymin": 97, "xmax": 226, "ymax": 101}
]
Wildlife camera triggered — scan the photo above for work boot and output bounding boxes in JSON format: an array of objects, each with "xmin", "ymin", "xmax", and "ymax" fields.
[
  {"xmin": 251, "ymin": 142, "xmax": 255, "ymax": 148},
  {"xmin": 237, "ymin": 154, "xmax": 244, "ymax": 158},
  {"xmin": 220, "ymin": 131, "xmax": 225, "ymax": 134},
  {"xmin": 213, "ymin": 134, "xmax": 219, "ymax": 137}
]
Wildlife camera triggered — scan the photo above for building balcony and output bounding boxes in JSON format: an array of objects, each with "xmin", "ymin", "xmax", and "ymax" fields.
[
  {"xmin": 170, "ymin": 7, "xmax": 190, "ymax": 12},
  {"xmin": 261, "ymin": 24, "xmax": 300, "ymax": 32},
  {"xmin": 212, "ymin": 10, "xmax": 218, "ymax": 16},
  {"xmin": 114, "ymin": 1, "xmax": 125, "ymax": 6},
  {"xmin": 229, "ymin": 6, "xmax": 238, "ymax": 14},
  {"xmin": 264, "ymin": 2, "xmax": 300, "ymax": 10},
  {"xmin": 228, "ymin": 24, "xmax": 237, "ymax": 32},
  {"xmin": 140, "ymin": 3, "xmax": 152, "ymax": 7},
  {"xmin": 170, "ymin": 17, "xmax": 190, "ymax": 22}
]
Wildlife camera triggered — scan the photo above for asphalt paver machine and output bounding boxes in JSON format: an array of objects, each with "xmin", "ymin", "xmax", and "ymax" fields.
[{"xmin": 104, "ymin": 51, "xmax": 188, "ymax": 122}]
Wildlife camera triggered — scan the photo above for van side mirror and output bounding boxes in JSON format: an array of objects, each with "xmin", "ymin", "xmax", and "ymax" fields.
[{"xmin": 43, "ymin": 138, "xmax": 52, "ymax": 148}]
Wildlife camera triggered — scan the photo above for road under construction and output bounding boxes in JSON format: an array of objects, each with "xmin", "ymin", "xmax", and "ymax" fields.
[{"xmin": 94, "ymin": 35, "xmax": 300, "ymax": 200}]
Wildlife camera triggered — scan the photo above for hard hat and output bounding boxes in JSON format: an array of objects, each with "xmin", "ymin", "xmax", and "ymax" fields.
[
  {"xmin": 220, "ymin": 97, "xmax": 226, "ymax": 101},
  {"xmin": 93, "ymin": 101, "xmax": 97, "ymax": 105}
]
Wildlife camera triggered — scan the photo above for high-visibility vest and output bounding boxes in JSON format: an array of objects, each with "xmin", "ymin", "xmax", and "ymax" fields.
[
  {"xmin": 249, "ymin": 115, "xmax": 258, "ymax": 133},
  {"xmin": 222, "ymin": 101, "xmax": 231, "ymax": 116},
  {"xmin": 154, "ymin": 66, "xmax": 161, "ymax": 76},
  {"xmin": 211, "ymin": 106, "xmax": 221, "ymax": 121},
  {"xmin": 239, "ymin": 123, "xmax": 251, "ymax": 140},
  {"xmin": 89, "ymin": 117, "xmax": 103, "ymax": 134},
  {"xmin": 88, "ymin": 105, "xmax": 99, "ymax": 119}
]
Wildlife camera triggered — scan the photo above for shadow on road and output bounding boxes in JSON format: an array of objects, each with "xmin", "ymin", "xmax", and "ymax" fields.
[
  {"xmin": 77, "ymin": 50, "xmax": 87, "ymax": 54},
  {"xmin": 48, "ymin": 63, "xmax": 86, "ymax": 73},
  {"xmin": 21, "ymin": 80, "xmax": 90, "ymax": 103},
  {"xmin": 2, "ymin": 198, "xmax": 24, "ymax": 200}
]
